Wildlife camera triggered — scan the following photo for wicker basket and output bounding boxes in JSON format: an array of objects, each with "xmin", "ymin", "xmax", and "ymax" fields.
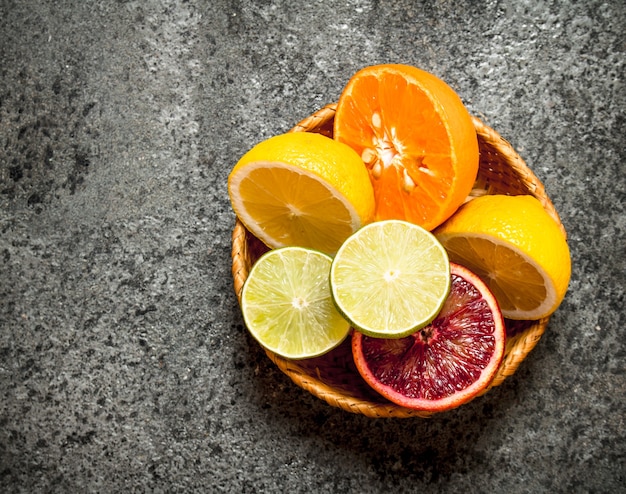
[{"xmin": 231, "ymin": 103, "xmax": 565, "ymax": 418}]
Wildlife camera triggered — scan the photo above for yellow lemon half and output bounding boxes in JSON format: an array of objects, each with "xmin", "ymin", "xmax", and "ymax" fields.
[
  {"xmin": 228, "ymin": 132, "xmax": 375, "ymax": 255},
  {"xmin": 435, "ymin": 194, "xmax": 571, "ymax": 320}
]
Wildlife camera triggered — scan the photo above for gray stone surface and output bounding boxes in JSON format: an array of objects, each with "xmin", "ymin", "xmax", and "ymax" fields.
[{"xmin": 1, "ymin": 0, "xmax": 624, "ymax": 492}]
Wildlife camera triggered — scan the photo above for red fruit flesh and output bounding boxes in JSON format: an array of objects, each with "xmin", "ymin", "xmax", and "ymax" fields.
[{"xmin": 352, "ymin": 262, "xmax": 505, "ymax": 412}]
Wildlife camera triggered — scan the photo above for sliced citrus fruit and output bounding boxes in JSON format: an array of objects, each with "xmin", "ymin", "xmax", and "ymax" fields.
[
  {"xmin": 333, "ymin": 63, "xmax": 479, "ymax": 230},
  {"xmin": 228, "ymin": 132, "xmax": 375, "ymax": 255},
  {"xmin": 352, "ymin": 262, "xmax": 506, "ymax": 413},
  {"xmin": 330, "ymin": 219, "xmax": 451, "ymax": 338},
  {"xmin": 435, "ymin": 194, "xmax": 571, "ymax": 320},
  {"xmin": 241, "ymin": 246, "xmax": 351, "ymax": 360}
]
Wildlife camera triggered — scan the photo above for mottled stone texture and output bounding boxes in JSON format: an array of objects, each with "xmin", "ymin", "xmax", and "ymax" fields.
[{"xmin": 1, "ymin": 0, "xmax": 624, "ymax": 492}]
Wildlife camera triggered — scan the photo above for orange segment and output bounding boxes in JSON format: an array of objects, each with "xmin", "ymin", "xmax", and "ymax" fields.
[{"xmin": 334, "ymin": 64, "xmax": 479, "ymax": 230}]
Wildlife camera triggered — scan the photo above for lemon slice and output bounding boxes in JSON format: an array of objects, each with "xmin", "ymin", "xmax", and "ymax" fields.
[
  {"xmin": 241, "ymin": 247, "xmax": 351, "ymax": 359},
  {"xmin": 435, "ymin": 194, "xmax": 571, "ymax": 320},
  {"xmin": 228, "ymin": 132, "xmax": 375, "ymax": 255},
  {"xmin": 330, "ymin": 220, "xmax": 451, "ymax": 338}
]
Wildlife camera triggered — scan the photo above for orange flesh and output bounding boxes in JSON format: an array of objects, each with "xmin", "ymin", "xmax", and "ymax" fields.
[{"xmin": 334, "ymin": 65, "xmax": 478, "ymax": 230}]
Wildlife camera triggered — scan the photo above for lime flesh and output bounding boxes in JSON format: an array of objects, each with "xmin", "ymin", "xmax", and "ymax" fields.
[
  {"xmin": 241, "ymin": 247, "xmax": 351, "ymax": 359},
  {"xmin": 330, "ymin": 220, "xmax": 451, "ymax": 338}
]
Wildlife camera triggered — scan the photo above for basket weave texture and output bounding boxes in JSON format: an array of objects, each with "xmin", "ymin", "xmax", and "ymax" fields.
[{"xmin": 231, "ymin": 103, "xmax": 564, "ymax": 418}]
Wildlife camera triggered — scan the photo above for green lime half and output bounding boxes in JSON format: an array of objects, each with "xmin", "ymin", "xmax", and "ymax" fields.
[
  {"xmin": 241, "ymin": 246, "xmax": 350, "ymax": 359},
  {"xmin": 330, "ymin": 220, "xmax": 451, "ymax": 338}
]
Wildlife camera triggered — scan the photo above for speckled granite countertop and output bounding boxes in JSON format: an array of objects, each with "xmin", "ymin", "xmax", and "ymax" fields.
[{"xmin": 1, "ymin": 1, "xmax": 624, "ymax": 492}]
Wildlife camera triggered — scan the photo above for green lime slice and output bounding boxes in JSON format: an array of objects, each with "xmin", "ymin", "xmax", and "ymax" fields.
[
  {"xmin": 241, "ymin": 246, "xmax": 351, "ymax": 359},
  {"xmin": 330, "ymin": 220, "xmax": 451, "ymax": 338}
]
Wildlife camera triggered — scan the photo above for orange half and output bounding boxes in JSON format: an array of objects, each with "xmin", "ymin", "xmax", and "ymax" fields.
[{"xmin": 333, "ymin": 64, "xmax": 479, "ymax": 230}]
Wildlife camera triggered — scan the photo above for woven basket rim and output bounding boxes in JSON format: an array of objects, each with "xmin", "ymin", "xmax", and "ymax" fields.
[{"xmin": 230, "ymin": 103, "xmax": 559, "ymax": 418}]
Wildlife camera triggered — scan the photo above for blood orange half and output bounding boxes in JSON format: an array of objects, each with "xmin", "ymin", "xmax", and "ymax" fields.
[
  {"xmin": 333, "ymin": 64, "xmax": 479, "ymax": 230},
  {"xmin": 352, "ymin": 262, "xmax": 505, "ymax": 413}
]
